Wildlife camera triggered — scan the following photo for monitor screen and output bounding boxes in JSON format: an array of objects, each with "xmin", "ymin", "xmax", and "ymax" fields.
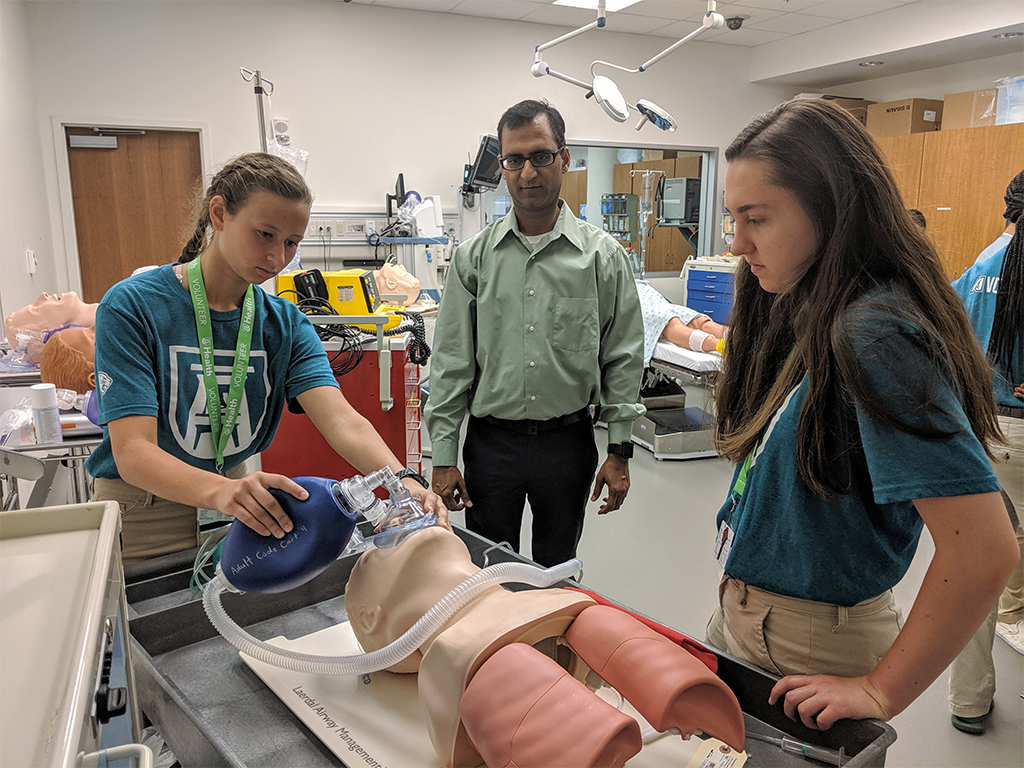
[{"xmin": 468, "ymin": 135, "xmax": 501, "ymax": 191}]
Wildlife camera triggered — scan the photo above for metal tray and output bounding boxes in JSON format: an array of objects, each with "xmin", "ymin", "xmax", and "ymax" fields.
[{"xmin": 127, "ymin": 525, "xmax": 895, "ymax": 768}]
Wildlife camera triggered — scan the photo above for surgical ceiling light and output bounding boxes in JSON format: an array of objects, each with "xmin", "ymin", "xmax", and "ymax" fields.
[{"xmin": 532, "ymin": 0, "xmax": 724, "ymax": 132}]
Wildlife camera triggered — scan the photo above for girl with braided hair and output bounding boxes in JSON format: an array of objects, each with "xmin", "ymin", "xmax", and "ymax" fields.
[
  {"xmin": 948, "ymin": 169, "xmax": 1024, "ymax": 734},
  {"xmin": 87, "ymin": 153, "xmax": 444, "ymax": 563}
]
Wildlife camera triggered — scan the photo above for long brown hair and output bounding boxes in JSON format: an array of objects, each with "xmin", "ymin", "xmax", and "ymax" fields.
[
  {"xmin": 179, "ymin": 152, "xmax": 313, "ymax": 263},
  {"xmin": 716, "ymin": 99, "xmax": 1000, "ymax": 498}
]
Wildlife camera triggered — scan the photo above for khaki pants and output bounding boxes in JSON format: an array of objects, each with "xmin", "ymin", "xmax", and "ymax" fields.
[
  {"xmin": 706, "ymin": 576, "xmax": 904, "ymax": 678},
  {"xmin": 948, "ymin": 413, "xmax": 1024, "ymax": 717},
  {"xmin": 92, "ymin": 463, "xmax": 248, "ymax": 565}
]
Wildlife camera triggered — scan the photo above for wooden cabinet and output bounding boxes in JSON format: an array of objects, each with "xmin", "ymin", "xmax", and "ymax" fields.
[
  {"xmin": 874, "ymin": 133, "xmax": 925, "ymax": 207},
  {"xmin": 561, "ymin": 168, "xmax": 587, "ymax": 221},
  {"xmin": 875, "ymin": 124, "xmax": 1024, "ymax": 280}
]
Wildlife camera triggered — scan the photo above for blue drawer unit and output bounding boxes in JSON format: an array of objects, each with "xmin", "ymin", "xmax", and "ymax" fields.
[{"xmin": 682, "ymin": 260, "xmax": 738, "ymax": 324}]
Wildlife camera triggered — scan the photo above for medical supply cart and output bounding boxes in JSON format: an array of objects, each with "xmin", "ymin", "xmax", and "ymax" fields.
[{"xmin": 681, "ymin": 257, "xmax": 738, "ymax": 324}]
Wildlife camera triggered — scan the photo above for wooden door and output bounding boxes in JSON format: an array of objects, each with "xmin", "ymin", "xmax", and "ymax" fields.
[
  {"xmin": 917, "ymin": 124, "xmax": 1024, "ymax": 280},
  {"xmin": 874, "ymin": 133, "xmax": 925, "ymax": 208},
  {"xmin": 66, "ymin": 127, "xmax": 202, "ymax": 302},
  {"xmin": 561, "ymin": 168, "xmax": 588, "ymax": 220}
]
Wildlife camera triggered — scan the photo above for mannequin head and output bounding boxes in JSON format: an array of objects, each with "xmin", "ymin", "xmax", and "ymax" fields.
[
  {"xmin": 345, "ymin": 526, "xmax": 481, "ymax": 672},
  {"xmin": 39, "ymin": 326, "xmax": 96, "ymax": 393},
  {"xmin": 373, "ymin": 263, "xmax": 420, "ymax": 307},
  {"xmin": 4, "ymin": 293, "xmax": 98, "ymax": 362}
]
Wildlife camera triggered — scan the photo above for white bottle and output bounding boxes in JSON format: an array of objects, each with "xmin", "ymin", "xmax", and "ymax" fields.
[{"xmin": 30, "ymin": 383, "xmax": 63, "ymax": 444}]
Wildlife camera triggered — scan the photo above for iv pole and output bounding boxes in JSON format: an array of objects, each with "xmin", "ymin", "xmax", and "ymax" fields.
[
  {"xmin": 240, "ymin": 67, "xmax": 274, "ymax": 152},
  {"xmin": 630, "ymin": 169, "xmax": 665, "ymax": 281}
]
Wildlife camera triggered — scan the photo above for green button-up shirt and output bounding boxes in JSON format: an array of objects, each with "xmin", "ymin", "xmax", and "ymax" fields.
[{"xmin": 424, "ymin": 202, "xmax": 645, "ymax": 467}]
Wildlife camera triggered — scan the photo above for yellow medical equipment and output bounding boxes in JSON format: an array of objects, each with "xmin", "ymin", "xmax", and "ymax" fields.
[{"xmin": 277, "ymin": 269, "xmax": 403, "ymax": 331}]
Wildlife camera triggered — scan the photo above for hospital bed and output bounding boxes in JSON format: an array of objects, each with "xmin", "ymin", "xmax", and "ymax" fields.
[{"xmin": 632, "ymin": 340, "xmax": 721, "ymax": 460}]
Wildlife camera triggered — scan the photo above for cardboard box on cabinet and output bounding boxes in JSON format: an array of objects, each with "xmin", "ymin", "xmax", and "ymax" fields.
[
  {"xmin": 867, "ymin": 98, "xmax": 943, "ymax": 137},
  {"xmin": 943, "ymin": 89, "xmax": 998, "ymax": 130}
]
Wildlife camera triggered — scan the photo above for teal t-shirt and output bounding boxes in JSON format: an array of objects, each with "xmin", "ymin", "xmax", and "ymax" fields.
[
  {"xmin": 951, "ymin": 234, "xmax": 1023, "ymax": 408},
  {"xmin": 716, "ymin": 290, "xmax": 1000, "ymax": 606},
  {"xmin": 85, "ymin": 265, "xmax": 338, "ymax": 479}
]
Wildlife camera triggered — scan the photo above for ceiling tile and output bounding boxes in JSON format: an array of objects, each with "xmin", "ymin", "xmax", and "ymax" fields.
[
  {"xmin": 612, "ymin": 0, "xmax": 711, "ymax": 21},
  {"xmin": 704, "ymin": 27, "xmax": 789, "ymax": 46},
  {"xmin": 717, "ymin": 0, "xmax": 830, "ymax": 12},
  {"xmin": 450, "ymin": 0, "xmax": 539, "ymax": 21},
  {"xmin": 686, "ymin": 4, "xmax": 784, "ymax": 26},
  {"xmin": 749, "ymin": 12, "xmax": 841, "ymax": 34},
  {"xmin": 801, "ymin": 0, "xmax": 910, "ymax": 21},
  {"xmin": 520, "ymin": 3, "xmax": 604, "ymax": 27},
  {"xmin": 650, "ymin": 18, "xmax": 707, "ymax": 39},
  {"xmin": 362, "ymin": 0, "xmax": 463, "ymax": 11},
  {"xmin": 601, "ymin": 13, "xmax": 676, "ymax": 34}
]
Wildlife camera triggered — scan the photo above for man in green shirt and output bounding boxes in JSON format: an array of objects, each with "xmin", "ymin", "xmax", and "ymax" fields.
[{"xmin": 424, "ymin": 99, "xmax": 645, "ymax": 567}]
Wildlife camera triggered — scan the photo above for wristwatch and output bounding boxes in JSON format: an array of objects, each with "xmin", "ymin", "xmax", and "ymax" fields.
[
  {"xmin": 607, "ymin": 442, "xmax": 634, "ymax": 459},
  {"xmin": 395, "ymin": 467, "xmax": 430, "ymax": 489}
]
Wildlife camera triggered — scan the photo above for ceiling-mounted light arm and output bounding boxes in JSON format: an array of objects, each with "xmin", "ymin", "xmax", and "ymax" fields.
[
  {"xmin": 638, "ymin": 9, "xmax": 724, "ymax": 72},
  {"xmin": 535, "ymin": 0, "xmax": 606, "ymax": 63},
  {"xmin": 532, "ymin": 61, "xmax": 592, "ymax": 92},
  {"xmin": 533, "ymin": 0, "xmax": 607, "ymax": 87},
  {"xmin": 588, "ymin": 2, "xmax": 724, "ymax": 81},
  {"xmin": 530, "ymin": 0, "xmax": 723, "ymax": 131}
]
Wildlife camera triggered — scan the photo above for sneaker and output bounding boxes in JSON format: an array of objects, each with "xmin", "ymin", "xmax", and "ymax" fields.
[
  {"xmin": 951, "ymin": 703, "xmax": 993, "ymax": 735},
  {"xmin": 995, "ymin": 619, "xmax": 1024, "ymax": 656}
]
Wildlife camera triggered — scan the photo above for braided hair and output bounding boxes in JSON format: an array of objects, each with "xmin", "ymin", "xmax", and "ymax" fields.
[
  {"xmin": 179, "ymin": 153, "xmax": 313, "ymax": 263},
  {"xmin": 990, "ymin": 170, "xmax": 1023, "ymax": 371}
]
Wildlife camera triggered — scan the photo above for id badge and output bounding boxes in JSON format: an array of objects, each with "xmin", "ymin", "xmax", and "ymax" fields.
[{"xmin": 714, "ymin": 520, "xmax": 734, "ymax": 578}]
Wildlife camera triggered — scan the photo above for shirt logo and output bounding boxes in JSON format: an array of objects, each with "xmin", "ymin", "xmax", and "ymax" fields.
[
  {"xmin": 167, "ymin": 344, "xmax": 270, "ymax": 460},
  {"xmin": 97, "ymin": 371, "xmax": 112, "ymax": 394},
  {"xmin": 970, "ymin": 276, "xmax": 1000, "ymax": 295}
]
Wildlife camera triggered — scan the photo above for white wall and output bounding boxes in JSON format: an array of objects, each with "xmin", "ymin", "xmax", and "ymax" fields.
[
  {"xmin": 824, "ymin": 52, "xmax": 1023, "ymax": 103},
  {"xmin": 13, "ymin": 0, "xmax": 794, "ymax": 302},
  {"xmin": 751, "ymin": 0, "xmax": 1024, "ymax": 85},
  {"xmin": 0, "ymin": 1, "xmax": 58, "ymax": 323}
]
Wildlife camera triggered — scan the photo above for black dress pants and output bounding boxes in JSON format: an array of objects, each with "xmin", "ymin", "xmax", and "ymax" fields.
[{"xmin": 462, "ymin": 415, "xmax": 599, "ymax": 568}]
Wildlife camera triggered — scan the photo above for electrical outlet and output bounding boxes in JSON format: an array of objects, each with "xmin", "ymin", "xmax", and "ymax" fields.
[
  {"xmin": 343, "ymin": 221, "xmax": 366, "ymax": 238},
  {"xmin": 309, "ymin": 220, "xmax": 335, "ymax": 239},
  {"xmin": 365, "ymin": 219, "xmax": 377, "ymax": 236}
]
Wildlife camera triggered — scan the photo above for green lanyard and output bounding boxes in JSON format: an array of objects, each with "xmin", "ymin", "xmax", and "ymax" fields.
[
  {"xmin": 731, "ymin": 450, "xmax": 754, "ymax": 498},
  {"xmin": 186, "ymin": 255, "xmax": 255, "ymax": 472}
]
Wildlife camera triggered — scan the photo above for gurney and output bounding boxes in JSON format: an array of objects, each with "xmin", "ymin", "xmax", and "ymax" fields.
[{"xmin": 632, "ymin": 341, "xmax": 721, "ymax": 460}]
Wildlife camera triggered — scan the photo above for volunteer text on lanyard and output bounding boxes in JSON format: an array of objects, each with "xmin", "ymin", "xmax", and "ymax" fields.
[{"xmin": 187, "ymin": 255, "xmax": 254, "ymax": 472}]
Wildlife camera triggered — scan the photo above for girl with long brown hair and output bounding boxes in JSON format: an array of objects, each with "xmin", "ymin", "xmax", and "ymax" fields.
[{"xmin": 706, "ymin": 99, "xmax": 1018, "ymax": 730}]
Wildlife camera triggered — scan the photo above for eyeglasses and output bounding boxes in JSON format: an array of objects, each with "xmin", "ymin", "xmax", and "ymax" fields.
[{"xmin": 499, "ymin": 148, "xmax": 564, "ymax": 171}]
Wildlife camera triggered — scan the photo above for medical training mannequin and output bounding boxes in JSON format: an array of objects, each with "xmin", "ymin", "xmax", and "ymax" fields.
[
  {"xmin": 345, "ymin": 526, "xmax": 744, "ymax": 768},
  {"xmin": 4, "ymin": 292, "xmax": 98, "ymax": 362},
  {"xmin": 373, "ymin": 263, "xmax": 420, "ymax": 307},
  {"xmin": 634, "ymin": 281, "xmax": 725, "ymax": 366},
  {"xmin": 39, "ymin": 325, "xmax": 96, "ymax": 393}
]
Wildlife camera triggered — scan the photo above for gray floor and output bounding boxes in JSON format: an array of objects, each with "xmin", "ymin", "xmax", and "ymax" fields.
[{"xmin": 424, "ymin": 386, "xmax": 1024, "ymax": 768}]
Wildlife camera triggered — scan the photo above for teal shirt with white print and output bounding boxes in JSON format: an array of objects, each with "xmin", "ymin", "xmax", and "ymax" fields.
[
  {"xmin": 951, "ymin": 234, "xmax": 1023, "ymax": 408},
  {"xmin": 715, "ymin": 288, "xmax": 1000, "ymax": 606}
]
